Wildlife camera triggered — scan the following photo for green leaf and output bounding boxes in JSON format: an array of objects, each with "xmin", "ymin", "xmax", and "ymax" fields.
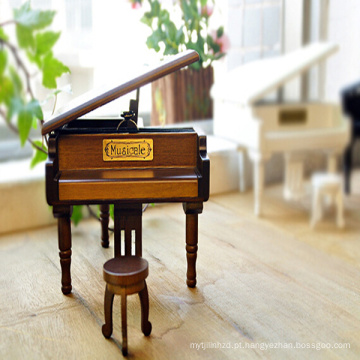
[
  {"xmin": 0, "ymin": 28, "xmax": 9, "ymax": 41},
  {"xmin": 159, "ymin": 9, "xmax": 170, "ymax": 24},
  {"xmin": 16, "ymin": 99, "xmax": 43, "ymax": 146},
  {"xmin": 32, "ymin": 117, "xmax": 38, "ymax": 129},
  {"xmin": 163, "ymin": 46, "xmax": 178, "ymax": 56},
  {"xmin": 150, "ymin": 1, "xmax": 161, "ymax": 16},
  {"xmin": 109, "ymin": 204, "xmax": 114, "ymax": 221},
  {"xmin": 14, "ymin": 1, "xmax": 35, "ymax": 27},
  {"xmin": 71, "ymin": 206, "xmax": 83, "ymax": 226},
  {"xmin": 217, "ymin": 26, "xmax": 224, "ymax": 38},
  {"xmin": 42, "ymin": 53, "xmax": 70, "ymax": 89},
  {"xmin": 35, "ymin": 10, "xmax": 56, "ymax": 30},
  {"xmin": 0, "ymin": 50, "xmax": 7, "ymax": 75},
  {"xmin": 14, "ymin": 2, "xmax": 55, "ymax": 30},
  {"xmin": 9, "ymin": 66, "xmax": 23, "ymax": 95},
  {"xmin": 16, "ymin": 24, "xmax": 35, "ymax": 49},
  {"xmin": 190, "ymin": 61, "xmax": 201, "ymax": 70},
  {"xmin": 166, "ymin": 21, "xmax": 177, "ymax": 41},
  {"xmin": 146, "ymin": 29, "xmax": 164, "ymax": 52},
  {"xmin": 30, "ymin": 140, "xmax": 47, "ymax": 168},
  {"xmin": 175, "ymin": 27, "xmax": 185, "ymax": 44},
  {"xmin": 141, "ymin": 12, "xmax": 154, "ymax": 27},
  {"xmin": 17, "ymin": 107, "xmax": 33, "ymax": 146},
  {"xmin": 27, "ymin": 99, "xmax": 43, "ymax": 120},
  {"xmin": 26, "ymin": 50, "xmax": 42, "ymax": 68},
  {"xmin": 181, "ymin": 0, "xmax": 192, "ymax": 22},
  {"xmin": 0, "ymin": 77, "xmax": 14, "ymax": 106},
  {"xmin": 35, "ymin": 31, "xmax": 60, "ymax": 55},
  {"xmin": 8, "ymin": 96, "xmax": 23, "ymax": 120}
]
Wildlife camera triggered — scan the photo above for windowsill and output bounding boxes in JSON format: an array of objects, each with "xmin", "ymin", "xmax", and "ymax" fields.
[
  {"xmin": 0, "ymin": 159, "xmax": 56, "ymax": 235},
  {"xmin": 0, "ymin": 120, "xmax": 243, "ymax": 235},
  {"xmin": 0, "ymin": 159, "xmax": 45, "ymax": 185}
]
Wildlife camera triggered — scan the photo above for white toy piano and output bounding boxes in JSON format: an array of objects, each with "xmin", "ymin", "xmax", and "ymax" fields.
[{"xmin": 211, "ymin": 42, "xmax": 350, "ymax": 216}]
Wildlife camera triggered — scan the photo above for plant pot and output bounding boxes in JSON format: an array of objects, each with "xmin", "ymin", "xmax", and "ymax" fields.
[{"xmin": 151, "ymin": 66, "xmax": 214, "ymax": 125}]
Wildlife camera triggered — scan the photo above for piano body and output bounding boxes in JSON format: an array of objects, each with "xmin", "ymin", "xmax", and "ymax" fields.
[
  {"xmin": 341, "ymin": 80, "xmax": 360, "ymax": 193},
  {"xmin": 42, "ymin": 50, "xmax": 209, "ymax": 294},
  {"xmin": 211, "ymin": 42, "xmax": 350, "ymax": 216}
]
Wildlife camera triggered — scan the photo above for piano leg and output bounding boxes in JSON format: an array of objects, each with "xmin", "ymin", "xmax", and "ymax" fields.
[
  {"xmin": 100, "ymin": 204, "xmax": 110, "ymax": 248},
  {"xmin": 326, "ymin": 152, "xmax": 338, "ymax": 173},
  {"xmin": 249, "ymin": 151, "xmax": 267, "ymax": 217},
  {"xmin": 183, "ymin": 202, "xmax": 203, "ymax": 288},
  {"xmin": 53, "ymin": 205, "xmax": 73, "ymax": 295},
  {"xmin": 283, "ymin": 152, "xmax": 305, "ymax": 201},
  {"xmin": 238, "ymin": 148, "xmax": 247, "ymax": 192}
]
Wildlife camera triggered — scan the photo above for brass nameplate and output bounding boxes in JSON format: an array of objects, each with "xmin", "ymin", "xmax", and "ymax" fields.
[
  {"xmin": 103, "ymin": 139, "xmax": 153, "ymax": 161},
  {"xmin": 279, "ymin": 109, "xmax": 307, "ymax": 125}
]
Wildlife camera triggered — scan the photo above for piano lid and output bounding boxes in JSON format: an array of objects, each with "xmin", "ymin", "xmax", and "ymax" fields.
[
  {"xmin": 211, "ymin": 42, "xmax": 338, "ymax": 106},
  {"xmin": 42, "ymin": 50, "xmax": 199, "ymax": 135}
]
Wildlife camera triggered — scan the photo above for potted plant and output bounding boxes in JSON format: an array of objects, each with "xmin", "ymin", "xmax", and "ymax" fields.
[
  {"xmin": 130, "ymin": 0, "xmax": 229, "ymax": 125},
  {"xmin": 0, "ymin": 2, "xmax": 82, "ymax": 220}
]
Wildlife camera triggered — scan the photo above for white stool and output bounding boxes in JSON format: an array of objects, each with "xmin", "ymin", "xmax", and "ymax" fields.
[{"xmin": 311, "ymin": 173, "xmax": 344, "ymax": 228}]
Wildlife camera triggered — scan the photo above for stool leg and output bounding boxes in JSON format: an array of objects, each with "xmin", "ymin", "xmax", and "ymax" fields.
[
  {"xmin": 102, "ymin": 285, "xmax": 114, "ymax": 338},
  {"xmin": 312, "ymin": 188, "xmax": 324, "ymax": 228},
  {"xmin": 311, "ymin": 189, "xmax": 320, "ymax": 228},
  {"xmin": 317, "ymin": 191, "xmax": 323, "ymax": 222},
  {"xmin": 121, "ymin": 292, "xmax": 128, "ymax": 356},
  {"xmin": 139, "ymin": 281, "xmax": 152, "ymax": 336}
]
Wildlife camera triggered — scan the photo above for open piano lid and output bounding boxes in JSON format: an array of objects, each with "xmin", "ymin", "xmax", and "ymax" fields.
[
  {"xmin": 42, "ymin": 50, "xmax": 199, "ymax": 135},
  {"xmin": 211, "ymin": 42, "xmax": 338, "ymax": 106}
]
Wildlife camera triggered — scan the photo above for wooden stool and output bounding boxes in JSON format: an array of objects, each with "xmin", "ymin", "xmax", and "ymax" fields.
[
  {"xmin": 310, "ymin": 172, "xmax": 345, "ymax": 228},
  {"xmin": 102, "ymin": 256, "xmax": 152, "ymax": 356}
]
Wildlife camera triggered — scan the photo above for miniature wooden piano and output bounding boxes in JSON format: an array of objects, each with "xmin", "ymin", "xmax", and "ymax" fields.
[{"xmin": 42, "ymin": 50, "xmax": 209, "ymax": 295}]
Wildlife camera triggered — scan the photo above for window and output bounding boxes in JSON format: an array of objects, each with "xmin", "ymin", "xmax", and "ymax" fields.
[
  {"xmin": 63, "ymin": 0, "xmax": 93, "ymax": 49},
  {"xmin": 226, "ymin": 0, "xmax": 283, "ymax": 70},
  {"xmin": 225, "ymin": 0, "xmax": 329, "ymax": 102}
]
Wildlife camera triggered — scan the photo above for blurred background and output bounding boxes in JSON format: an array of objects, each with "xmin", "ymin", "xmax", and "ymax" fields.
[{"xmin": 1, "ymin": 0, "xmax": 359, "ymax": 233}]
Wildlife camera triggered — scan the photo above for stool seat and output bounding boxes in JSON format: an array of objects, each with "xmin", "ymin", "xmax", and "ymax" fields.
[
  {"xmin": 310, "ymin": 172, "xmax": 344, "ymax": 228},
  {"xmin": 103, "ymin": 256, "xmax": 149, "ymax": 287},
  {"xmin": 312, "ymin": 173, "xmax": 342, "ymax": 188},
  {"xmin": 102, "ymin": 256, "xmax": 151, "ymax": 356}
]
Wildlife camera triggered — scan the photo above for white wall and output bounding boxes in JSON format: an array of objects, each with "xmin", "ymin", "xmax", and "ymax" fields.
[{"xmin": 326, "ymin": 0, "xmax": 360, "ymax": 101}]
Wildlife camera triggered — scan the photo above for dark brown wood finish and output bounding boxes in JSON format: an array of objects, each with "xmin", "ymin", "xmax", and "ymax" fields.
[
  {"xmin": 46, "ymin": 128, "xmax": 209, "ymax": 293},
  {"xmin": 183, "ymin": 202, "xmax": 203, "ymax": 288},
  {"xmin": 57, "ymin": 132, "xmax": 197, "ymax": 170},
  {"xmin": 100, "ymin": 204, "xmax": 110, "ymax": 248},
  {"xmin": 44, "ymin": 51, "xmax": 209, "ymax": 296},
  {"xmin": 55, "ymin": 132, "xmax": 201, "ymax": 202},
  {"xmin": 114, "ymin": 204, "xmax": 143, "ymax": 258},
  {"xmin": 59, "ymin": 170, "xmax": 199, "ymax": 201},
  {"xmin": 53, "ymin": 205, "xmax": 73, "ymax": 295},
  {"xmin": 102, "ymin": 255, "xmax": 151, "ymax": 356},
  {"xmin": 42, "ymin": 50, "xmax": 199, "ymax": 135}
]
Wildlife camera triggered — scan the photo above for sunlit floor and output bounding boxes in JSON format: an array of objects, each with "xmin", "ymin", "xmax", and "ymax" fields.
[{"xmin": 1, "ymin": 174, "xmax": 360, "ymax": 359}]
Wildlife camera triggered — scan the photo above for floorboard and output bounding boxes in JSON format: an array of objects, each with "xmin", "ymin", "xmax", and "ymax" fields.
[{"xmin": 1, "ymin": 177, "xmax": 360, "ymax": 359}]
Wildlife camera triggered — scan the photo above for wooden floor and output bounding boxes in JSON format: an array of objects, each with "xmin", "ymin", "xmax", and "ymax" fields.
[{"xmin": 1, "ymin": 177, "xmax": 360, "ymax": 359}]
